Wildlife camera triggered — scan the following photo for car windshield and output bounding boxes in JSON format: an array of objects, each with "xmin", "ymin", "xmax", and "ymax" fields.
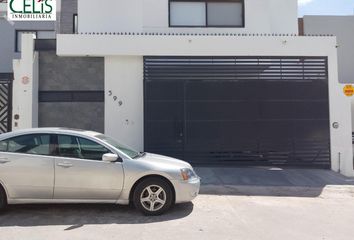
[{"xmin": 95, "ymin": 134, "xmax": 141, "ymax": 159}]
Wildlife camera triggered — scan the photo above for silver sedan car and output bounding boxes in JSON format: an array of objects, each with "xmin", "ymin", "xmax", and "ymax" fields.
[{"xmin": 0, "ymin": 128, "xmax": 200, "ymax": 215}]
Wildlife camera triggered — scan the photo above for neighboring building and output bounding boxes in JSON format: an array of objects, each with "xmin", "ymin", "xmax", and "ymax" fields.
[
  {"xmin": 0, "ymin": 0, "xmax": 56, "ymax": 132},
  {"xmin": 0, "ymin": 0, "xmax": 104, "ymax": 132},
  {"xmin": 302, "ymin": 15, "xmax": 354, "ymax": 149},
  {"xmin": 0, "ymin": 1, "xmax": 56, "ymax": 74},
  {"xmin": 302, "ymin": 15, "xmax": 354, "ymax": 84},
  {"xmin": 11, "ymin": 0, "xmax": 354, "ymax": 176}
]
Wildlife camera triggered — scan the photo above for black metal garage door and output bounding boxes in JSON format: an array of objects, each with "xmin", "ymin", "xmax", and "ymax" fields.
[{"xmin": 144, "ymin": 56, "xmax": 330, "ymax": 168}]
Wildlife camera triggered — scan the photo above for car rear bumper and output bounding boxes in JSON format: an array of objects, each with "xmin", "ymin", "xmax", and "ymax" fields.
[{"xmin": 171, "ymin": 177, "xmax": 200, "ymax": 203}]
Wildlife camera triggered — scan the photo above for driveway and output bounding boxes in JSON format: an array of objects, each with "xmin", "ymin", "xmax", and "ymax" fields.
[{"xmin": 1, "ymin": 167, "xmax": 354, "ymax": 240}]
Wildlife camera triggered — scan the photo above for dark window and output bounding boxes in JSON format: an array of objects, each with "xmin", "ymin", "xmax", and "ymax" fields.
[
  {"xmin": 37, "ymin": 31, "xmax": 56, "ymax": 39},
  {"xmin": 0, "ymin": 134, "xmax": 51, "ymax": 155},
  {"xmin": 0, "ymin": 141, "xmax": 8, "ymax": 152},
  {"xmin": 169, "ymin": 0, "xmax": 244, "ymax": 27},
  {"xmin": 58, "ymin": 135, "xmax": 81, "ymax": 159},
  {"xmin": 57, "ymin": 135, "xmax": 110, "ymax": 160},
  {"xmin": 73, "ymin": 14, "xmax": 78, "ymax": 34},
  {"xmin": 77, "ymin": 137, "xmax": 110, "ymax": 160}
]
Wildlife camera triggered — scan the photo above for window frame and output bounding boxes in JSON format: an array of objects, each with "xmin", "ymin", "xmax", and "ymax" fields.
[{"xmin": 168, "ymin": 0, "xmax": 245, "ymax": 28}]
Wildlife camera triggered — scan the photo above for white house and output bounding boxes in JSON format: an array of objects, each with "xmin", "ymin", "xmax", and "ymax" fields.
[{"xmin": 15, "ymin": 0, "xmax": 354, "ymax": 176}]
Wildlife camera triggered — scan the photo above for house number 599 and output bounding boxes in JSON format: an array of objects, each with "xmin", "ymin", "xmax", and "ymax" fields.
[{"xmin": 108, "ymin": 90, "xmax": 123, "ymax": 106}]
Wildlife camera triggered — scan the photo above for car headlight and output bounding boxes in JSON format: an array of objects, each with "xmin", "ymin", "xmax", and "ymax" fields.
[{"xmin": 180, "ymin": 168, "xmax": 197, "ymax": 181}]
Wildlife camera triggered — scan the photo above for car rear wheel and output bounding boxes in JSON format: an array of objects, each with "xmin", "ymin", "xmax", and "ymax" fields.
[
  {"xmin": 0, "ymin": 186, "xmax": 7, "ymax": 210},
  {"xmin": 133, "ymin": 177, "xmax": 173, "ymax": 216}
]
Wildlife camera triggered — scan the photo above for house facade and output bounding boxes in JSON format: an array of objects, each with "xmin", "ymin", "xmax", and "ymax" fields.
[{"xmin": 12, "ymin": 0, "xmax": 354, "ymax": 176}]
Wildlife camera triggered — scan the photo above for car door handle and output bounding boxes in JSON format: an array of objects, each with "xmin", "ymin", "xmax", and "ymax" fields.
[{"xmin": 57, "ymin": 162, "xmax": 73, "ymax": 168}]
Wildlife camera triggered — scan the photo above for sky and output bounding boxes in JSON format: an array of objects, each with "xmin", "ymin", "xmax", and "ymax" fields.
[{"xmin": 298, "ymin": 0, "xmax": 354, "ymax": 16}]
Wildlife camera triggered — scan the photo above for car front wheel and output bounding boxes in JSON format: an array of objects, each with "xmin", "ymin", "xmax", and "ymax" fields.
[{"xmin": 133, "ymin": 177, "xmax": 173, "ymax": 216}]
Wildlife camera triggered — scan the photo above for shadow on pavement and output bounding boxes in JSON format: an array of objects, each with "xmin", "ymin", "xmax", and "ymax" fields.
[
  {"xmin": 0, "ymin": 202, "xmax": 193, "ymax": 229},
  {"xmin": 195, "ymin": 167, "xmax": 354, "ymax": 198}
]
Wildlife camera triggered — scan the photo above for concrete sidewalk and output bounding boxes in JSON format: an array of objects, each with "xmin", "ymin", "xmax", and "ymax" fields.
[{"xmin": 196, "ymin": 167, "xmax": 354, "ymax": 197}]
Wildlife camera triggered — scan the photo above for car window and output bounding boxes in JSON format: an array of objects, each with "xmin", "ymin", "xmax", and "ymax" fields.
[
  {"xmin": 77, "ymin": 137, "xmax": 110, "ymax": 160},
  {"xmin": 95, "ymin": 134, "xmax": 140, "ymax": 159},
  {"xmin": 58, "ymin": 135, "xmax": 81, "ymax": 159},
  {"xmin": 57, "ymin": 135, "xmax": 110, "ymax": 161},
  {"xmin": 4, "ymin": 134, "xmax": 50, "ymax": 155},
  {"xmin": 0, "ymin": 140, "xmax": 8, "ymax": 151}
]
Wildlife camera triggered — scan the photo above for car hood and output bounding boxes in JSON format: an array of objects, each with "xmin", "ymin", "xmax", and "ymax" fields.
[{"xmin": 139, "ymin": 152, "xmax": 192, "ymax": 169}]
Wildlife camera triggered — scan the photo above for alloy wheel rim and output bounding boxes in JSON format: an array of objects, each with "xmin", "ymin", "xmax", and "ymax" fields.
[{"xmin": 140, "ymin": 185, "xmax": 166, "ymax": 212}]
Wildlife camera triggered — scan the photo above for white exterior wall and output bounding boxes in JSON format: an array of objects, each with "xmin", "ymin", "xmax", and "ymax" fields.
[
  {"xmin": 57, "ymin": 34, "xmax": 354, "ymax": 176},
  {"xmin": 78, "ymin": 0, "xmax": 298, "ymax": 34},
  {"xmin": 105, "ymin": 56, "xmax": 144, "ymax": 151},
  {"xmin": 12, "ymin": 34, "xmax": 39, "ymax": 130}
]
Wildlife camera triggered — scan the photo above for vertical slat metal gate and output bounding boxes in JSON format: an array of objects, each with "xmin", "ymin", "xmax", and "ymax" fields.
[
  {"xmin": 0, "ymin": 75, "xmax": 13, "ymax": 134},
  {"xmin": 144, "ymin": 56, "xmax": 330, "ymax": 168}
]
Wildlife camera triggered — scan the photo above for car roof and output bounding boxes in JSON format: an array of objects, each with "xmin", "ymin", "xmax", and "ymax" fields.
[{"xmin": 0, "ymin": 128, "xmax": 102, "ymax": 140}]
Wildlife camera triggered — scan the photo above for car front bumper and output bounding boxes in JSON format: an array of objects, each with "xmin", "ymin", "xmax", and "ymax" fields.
[{"xmin": 171, "ymin": 177, "xmax": 201, "ymax": 203}]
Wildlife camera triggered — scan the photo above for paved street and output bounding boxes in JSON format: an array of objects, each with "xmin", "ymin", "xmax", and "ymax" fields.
[{"xmin": 1, "ymin": 167, "xmax": 354, "ymax": 240}]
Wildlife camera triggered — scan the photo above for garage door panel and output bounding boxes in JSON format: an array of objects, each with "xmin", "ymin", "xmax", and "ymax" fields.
[
  {"xmin": 258, "ymin": 121, "xmax": 294, "ymax": 139},
  {"xmin": 292, "ymin": 82, "xmax": 329, "ymax": 100},
  {"xmin": 260, "ymin": 82, "xmax": 296, "ymax": 100},
  {"xmin": 259, "ymin": 140, "xmax": 293, "ymax": 151},
  {"xmin": 186, "ymin": 81, "xmax": 261, "ymax": 101},
  {"xmin": 185, "ymin": 121, "xmax": 258, "ymax": 150},
  {"xmin": 184, "ymin": 141, "xmax": 259, "ymax": 153},
  {"xmin": 259, "ymin": 102, "xmax": 295, "ymax": 119},
  {"xmin": 294, "ymin": 102, "xmax": 329, "ymax": 119},
  {"xmin": 145, "ymin": 121, "xmax": 183, "ymax": 158},
  {"xmin": 144, "ymin": 56, "xmax": 330, "ymax": 168},
  {"xmin": 145, "ymin": 81, "xmax": 184, "ymax": 101},
  {"xmin": 145, "ymin": 101, "xmax": 184, "ymax": 121},
  {"xmin": 293, "ymin": 140, "xmax": 330, "ymax": 165},
  {"xmin": 294, "ymin": 120, "xmax": 330, "ymax": 140},
  {"xmin": 186, "ymin": 102, "xmax": 259, "ymax": 121}
]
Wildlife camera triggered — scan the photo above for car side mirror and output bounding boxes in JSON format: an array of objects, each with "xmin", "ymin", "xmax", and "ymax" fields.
[{"xmin": 102, "ymin": 153, "xmax": 119, "ymax": 162}]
